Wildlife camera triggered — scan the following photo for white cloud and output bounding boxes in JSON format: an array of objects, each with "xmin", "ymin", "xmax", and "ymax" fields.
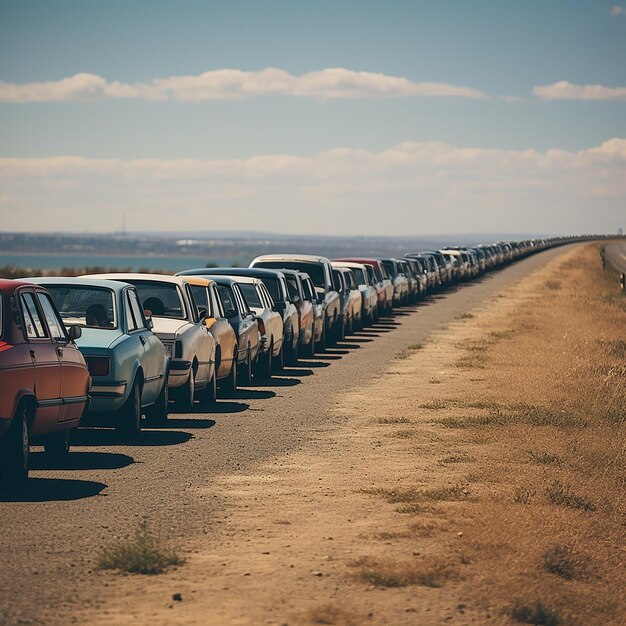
[
  {"xmin": 0, "ymin": 140, "xmax": 624, "ymax": 235},
  {"xmin": 610, "ymin": 5, "xmax": 625, "ymax": 16},
  {"xmin": 0, "ymin": 68, "xmax": 487, "ymax": 103},
  {"xmin": 533, "ymin": 80, "xmax": 626, "ymax": 101}
]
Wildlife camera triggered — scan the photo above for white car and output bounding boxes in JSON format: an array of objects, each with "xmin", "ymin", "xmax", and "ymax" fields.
[
  {"xmin": 331, "ymin": 261, "xmax": 377, "ymax": 326},
  {"xmin": 83, "ymin": 273, "xmax": 217, "ymax": 409}
]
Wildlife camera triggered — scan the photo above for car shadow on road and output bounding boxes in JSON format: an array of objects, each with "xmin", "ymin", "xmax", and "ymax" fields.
[
  {"xmin": 199, "ymin": 400, "xmax": 250, "ymax": 413},
  {"xmin": 230, "ymin": 388, "xmax": 277, "ymax": 400},
  {"xmin": 155, "ymin": 417, "xmax": 216, "ymax": 429},
  {"xmin": 0, "ymin": 477, "xmax": 107, "ymax": 502},
  {"xmin": 252, "ymin": 376, "xmax": 301, "ymax": 387},
  {"xmin": 72, "ymin": 428, "xmax": 192, "ymax": 447},
  {"xmin": 334, "ymin": 341, "xmax": 361, "ymax": 350},
  {"xmin": 29, "ymin": 451, "xmax": 135, "ymax": 471},
  {"xmin": 297, "ymin": 359, "xmax": 330, "ymax": 368},
  {"xmin": 279, "ymin": 367, "xmax": 314, "ymax": 377},
  {"xmin": 344, "ymin": 335, "xmax": 374, "ymax": 343}
]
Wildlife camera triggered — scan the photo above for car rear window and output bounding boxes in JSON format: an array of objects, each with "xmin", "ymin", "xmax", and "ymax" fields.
[
  {"xmin": 46, "ymin": 285, "xmax": 117, "ymax": 329},
  {"xmin": 255, "ymin": 261, "xmax": 326, "ymax": 289},
  {"xmin": 130, "ymin": 281, "xmax": 186, "ymax": 319},
  {"xmin": 239, "ymin": 283, "xmax": 262, "ymax": 308}
]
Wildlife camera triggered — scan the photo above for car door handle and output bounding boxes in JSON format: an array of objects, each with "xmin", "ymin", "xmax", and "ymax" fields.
[
  {"xmin": 139, "ymin": 335, "xmax": 146, "ymax": 345},
  {"xmin": 56, "ymin": 346, "xmax": 64, "ymax": 357},
  {"xmin": 30, "ymin": 350, "xmax": 36, "ymax": 360}
]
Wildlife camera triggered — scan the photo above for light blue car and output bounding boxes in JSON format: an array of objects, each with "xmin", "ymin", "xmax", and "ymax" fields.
[{"xmin": 29, "ymin": 277, "xmax": 169, "ymax": 436}]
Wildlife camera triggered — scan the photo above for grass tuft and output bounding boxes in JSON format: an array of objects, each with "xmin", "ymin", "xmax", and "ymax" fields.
[
  {"xmin": 511, "ymin": 599, "xmax": 560, "ymax": 625},
  {"xmin": 546, "ymin": 480, "xmax": 596, "ymax": 512},
  {"xmin": 98, "ymin": 520, "xmax": 183, "ymax": 575},
  {"xmin": 305, "ymin": 604, "xmax": 360, "ymax": 626},
  {"xmin": 456, "ymin": 312, "xmax": 474, "ymax": 319},
  {"xmin": 542, "ymin": 544, "xmax": 578, "ymax": 580},
  {"xmin": 377, "ymin": 416, "xmax": 410, "ymax": 424},
  {"xmin": 353, "ymin": 556, "xmax": 457, "ymax": 588},
  {"xmin": 528, "ymin": 451, "xmax": 563, "ymax": 465}
]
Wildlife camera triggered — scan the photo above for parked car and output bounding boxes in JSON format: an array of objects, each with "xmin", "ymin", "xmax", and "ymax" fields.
[
  {"xmin": 85, "ymin": 274, "xmax": 216, "ymax": 410},
  {"xmin": 331, "ymin": 261, "xmax": 377, "ymax": 326},
  {"xmin": 298, "ymin": 271, "xmax": 325, "ymax": 353},
  {"xmin": 30, "ymin": 277, "xmax": 168, "ymax": 435},
  {"xmin": 380, "ymin": 258, "xmax": 409, "ymax": 306},
  {"xmin": 223, "ymin": 275, "xmax": 284, "ymax": 376},
  {"xmin": 331, "ymin": 264, "xmax": 363, "ymax": 334},
  {"xmin": 201, "ymin": 276, "xmax": 261, "ymax": 383},
  {"xmin": 184, "ymin": 276, "xmax": 241, "ymax": 388},
  {"xmin": 178, "ymin": 268, "xmax": 296, "ymax": 366},
  {"xmin": 279, "ymin": 269, "xmax": 315, "ymax": 357},
  {"xmin": 249, "ymin": 255, "xmax": 341, "ymax": 347},
  {"xmin": 396, "ymin": 258, "xmax": 418, "ymax": 303},
  {"xmin": 333, "ymin": 258, "xmax": 393, "ymax": 315},
  {"xmin": 0, "ymin": 280, "xmax": 90, "ymax": 483}
]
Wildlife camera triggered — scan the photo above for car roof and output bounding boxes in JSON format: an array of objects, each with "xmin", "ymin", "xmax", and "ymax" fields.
[
  {"xmin": 199, "ymin": 275, "xmax": 238, "ymax": 287},
  {"xmin": 251, "ymin": 253, "xmax": 331, "ymax": 264},
  {"xmin": 178, "ymin": 267, "xmax": 286, "ymax": 280},
  {"xmin": 183, "ymin": 275, "xmax": 216, "ymax": 287},
  {"xmin": 0, "ymin": 278, "xmax": 42, "ymax": 294},
  {"xmin": 27, "ymin": 276, "xmax": 130, "ymax": 292},
  {"xmin": 83, "ymin": 272, "xmax": 187, "ymax": 287}
]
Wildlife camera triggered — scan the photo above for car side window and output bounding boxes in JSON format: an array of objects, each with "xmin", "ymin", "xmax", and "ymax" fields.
[
  {"xmin": 126, "ymin": 291, "xmax": 138, "ymax": 332},
  {"xmin": 189, "ymin": 285, "xmax": 212, "ymax": 319},
  {"xmin": 232, "ymin": 284, "xmax": 249, "ymax": 315},
  {"xmin": 37, "ymin": 292, "xmax": 67, "ymax": 342},
  {"xmin": 259, "ymin": 283, "xmax": 273, "ymax": 309},
  {"xmin": 217, "ymin": 286, "xmax": 237, "ymax": 318},
  {"xmin": 20, "ymin": 292, "xmax": 48, "ymax": 339},
  {"xmin": 127, "ymin": 290, "xmax": 147, "ymax": 331},
  {"xmin": 210, "ymin": 285, "xmax": 225, "ymax": 318}
]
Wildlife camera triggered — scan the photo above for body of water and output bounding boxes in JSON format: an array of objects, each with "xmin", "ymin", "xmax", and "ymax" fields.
[{"xmin": 0, "ymin": 253, "xmax": 248, "ymax": 273}]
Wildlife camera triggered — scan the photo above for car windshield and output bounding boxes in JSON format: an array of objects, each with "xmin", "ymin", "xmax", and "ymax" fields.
[
  {"xmin": 239, "ymin": 283, "xmax": 262, "ymax": 308},
  {"xmin": 46, "ymin": 285, "xmax": 117, "ymax": 329},
  {"xmin": 130, "ymin": 281, "xmax": 186, "ymax": 319},
  {"xmin": 255, "ymin": 261, "xmax": 326, "ymax": 289}
]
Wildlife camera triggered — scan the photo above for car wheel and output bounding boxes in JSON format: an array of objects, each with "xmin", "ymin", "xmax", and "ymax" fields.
[
  {"xmin": 221, "ymin": 352, "xmax": 238, "ymax": 396},
  {"xmin": 288, "ymin": 339, "xmax": 299, "ymax": 365},
  {"xmin": 117, "ymin": 381, "xmax": 142, "ymax": 437},
  {"xmin": 146, "ymin": 378, "xmax": 169, "ymax": 424},
  {"xmin": 318, "ymin": 323, "xmax": 327, "ymax": 352},
  {"xmin": 305, "ymin": 331, "xmax": 315, "ymax": 357},
  {"xmin": 272, "ymin": 344, "xmax": 284, "ymax": 372},
  {"xmin": 256, "ymin": 342, "xmax": 273, "ymax": 380},
  {"xmin": 44, "ymin": 428, "xmax": 71, "ymax": 456},
  {"xmin": 197, "ymin": 370, "xmax": 216, "ymax": 405},
  {"xmin": 177, "ymin": 369, "xmax": 196, "ymax": 412},
  {"xmin": 0, "ymin": 402, "xmax": 30, "ymax": 485},
  {"xmin": 239, "ymin": 348, "xmax": 253, "ymax": 385}
]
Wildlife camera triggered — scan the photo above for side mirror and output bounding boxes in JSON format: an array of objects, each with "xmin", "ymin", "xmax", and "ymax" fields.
[
  {"xmin": 67, "ymin": 325, "xmax": 82, "ymax": 340},
  {"xmin": 146, "ymin": 318, "xmax": 154, "ymax": 330},
  {"xmin": 273, "ymin": 301, "xmax": 287, "ymax": 313}
]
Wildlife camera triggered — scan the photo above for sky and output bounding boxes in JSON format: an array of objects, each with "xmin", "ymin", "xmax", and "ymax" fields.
[{"xmin": 0, "ymin": 0, "xmax": 624, "ymax": 237}]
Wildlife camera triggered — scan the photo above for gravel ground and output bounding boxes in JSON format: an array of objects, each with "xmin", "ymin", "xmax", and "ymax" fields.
[{"xmin": 0, "ymin": 245, "xmax": 574, "ymax": 625}]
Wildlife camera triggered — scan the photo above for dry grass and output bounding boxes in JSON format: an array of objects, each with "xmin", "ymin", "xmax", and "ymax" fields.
[
  {"xmin": 377, "ymin": 416, "xmax": 410, "ymax": 424},
  {"xmin": 510, "ymin": 599, "xmax": 560, "ymax": 625},
  {"xmin": 353, "ymin": 556, "xmax": 458, "ymax": 588},
  {"xmin": 304, "ymin": 604, "xmax": 362, "ymax": 626},
  {"xmin": 98, "ymin": 520, "xmax": 183, "ymax": 575}
]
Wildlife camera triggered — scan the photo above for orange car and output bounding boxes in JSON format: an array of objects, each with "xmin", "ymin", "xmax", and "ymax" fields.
[{"xmin": 0, "ymin": 280, "xmax": 90, "ymax": 485}]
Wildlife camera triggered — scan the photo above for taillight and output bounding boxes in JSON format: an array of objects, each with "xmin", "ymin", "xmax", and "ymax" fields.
[
  {"xmin": 86, "ymin": 356, "xmax": 111, "ymax": 377},
  {"xmin": 174, "ymin": 340, "xmax": 183, "ymax": 358}
]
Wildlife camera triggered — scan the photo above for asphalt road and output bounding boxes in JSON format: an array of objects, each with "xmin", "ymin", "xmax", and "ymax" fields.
[
  {"xmin": 604, "ymin": 240, "xmax": 626, "ymax": 273},
  {"xmin": 0, "ymin": 245, "xmax": 577, "ymax": 625}
]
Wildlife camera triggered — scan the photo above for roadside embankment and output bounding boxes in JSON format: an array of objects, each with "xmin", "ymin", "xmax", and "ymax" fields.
[{"xmin": 77, "ymin": 244, "xmax": 624, "ymax": 626}]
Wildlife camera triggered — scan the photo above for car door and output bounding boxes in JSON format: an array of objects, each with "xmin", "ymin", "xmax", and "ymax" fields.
[
  {"xmin": 35, "ymin": 290, "xmax": 89, "ymax": 422},
  {"xmin": 18, "ymin": 289, "xmax": 61, "ymax": 428},
  {"xmin": 126, "ymin": 287, "xmax": 162, "ymax": 405},
  {"xmin": 183, "ymin": 284, "xmax": 212, "ymax": 386},
  {"xmin": 207, "ymin": 283, "xmax": 236, "ymax": 378}
]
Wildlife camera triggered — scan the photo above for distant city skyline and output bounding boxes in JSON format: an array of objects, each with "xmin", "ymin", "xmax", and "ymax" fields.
[{"xmin": 1, "ymin": 1, "xmax": 624, "ymax": 235}]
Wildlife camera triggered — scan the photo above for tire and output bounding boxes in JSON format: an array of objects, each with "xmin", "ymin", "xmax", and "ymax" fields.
[
  {"xmin": 318, "ymin": 323, "xmax": 327, "ymax": 352},
  {"xmin": 272, "ymin": 344, "xmax": 284, "ymax": 372},
  {"xmin": 0, "ymin": 402, "xmax": 30, "ymax": 485},
  {"xmin": 305, "ymin": 331, "xmax": 315, "ymax": 357},
  {"xmin": 116, "ymin": 382, "xmax": 142, "ymax": 437},
  {"xmin": 197, "ymin": 370, "xmax": 217, "ymax": 404},
  {"xmin": 256, "ymin": 342, "xmax": 273, "ymax": 380},
  {"xmin": 238, "ymin": 348, "xmax": 252, "ymax": 385},
  {"xmin": 221, "ymin": 352, "xmax": 238, "ymax": 396},
  {"xmin": 288, "ymin": 340, "xmax": 299, "ymax": 365},
  {"xmin": 146, "ymin": 378, "xmax": 169, "ymax": 424},
  {"xmin": 177, "ymin": 369, "xmax": 196, "ymax": 411},
  {"xmin": 44, "ymin": 428, "xmax": 70, "ymax": 456}
]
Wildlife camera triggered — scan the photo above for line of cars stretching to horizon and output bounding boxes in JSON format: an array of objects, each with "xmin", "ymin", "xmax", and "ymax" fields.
[{"xmin": 0, "ymin": 235, "xmax": 600, "ymax": 485}]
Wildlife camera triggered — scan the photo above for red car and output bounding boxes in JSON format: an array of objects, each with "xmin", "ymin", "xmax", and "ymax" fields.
[{"xmin": 0, "ymin": 280, "xmax": 90, "ymax": 485}]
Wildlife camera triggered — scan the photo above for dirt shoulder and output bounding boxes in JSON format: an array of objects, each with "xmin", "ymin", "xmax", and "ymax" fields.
[{"xmin": 76, "ymin": 244, "xmax": 625, "ymax": 626}]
